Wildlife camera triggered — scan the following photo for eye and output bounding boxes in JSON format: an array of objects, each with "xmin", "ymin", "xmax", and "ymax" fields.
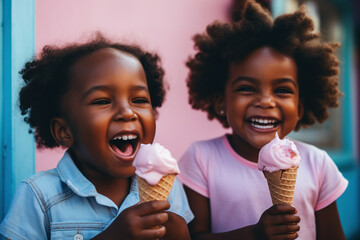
[
  {"xmin": 91, "ymin": 99, "xmax": 111, "ymax": 105},
  {"xmin": 274, "ymin": 88, "xmax": 294, "ymax": 94},
  {"xmin": 132, "ymin": 97, "xmax": 150, "ymax": 104},
  {"xmin": 236, "ymin": 85, "xmax": 255, "ymax": 93}
]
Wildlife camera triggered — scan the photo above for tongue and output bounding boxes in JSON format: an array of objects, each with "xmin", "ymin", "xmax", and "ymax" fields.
[{"xmin": 112, "ymin": 142, "xmax": 134, "ymax": 157}]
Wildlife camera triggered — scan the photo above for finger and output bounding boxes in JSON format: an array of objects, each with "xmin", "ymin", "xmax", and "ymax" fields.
[
  {"xmin": 138, "ymin": 225, "xmax": 167, "ymax": 239},
  {"xmin": 136, "ymin": 201, "xmax": 170, "ymax": 216},
  {"xmin": 270, "ymin": 223, "xmax": 300, "ymax": 235},
  {"xmin": 140, "ymin": 212, "xmax": 169, "ymax": 229},
  {"xmin": 267, "ymin": 204, "xmax": 297, "ymax": 215},
  {"xmin": 270, "ymin": 214, "xmax": 301, "ymax": 225},
  {"xmin": 273, "ymin": 232, "xmax": 299, "ymax": 240}
]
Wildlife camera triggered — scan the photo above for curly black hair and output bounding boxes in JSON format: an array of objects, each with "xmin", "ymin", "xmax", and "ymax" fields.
[
  {"xmin": 19, "ymin": 33, "xmax": 166, "ymax": 148},
  {"xmin": 186, "ymin": 0, "xmax": 341, "ymax": 129}
]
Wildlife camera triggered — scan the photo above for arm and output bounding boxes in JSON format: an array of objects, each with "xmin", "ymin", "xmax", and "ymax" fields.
[
  {"xmin": 185, "ymin": 186, "xmax": 300, "ymax": 240},
  {"xmin": 161, "ymin": 211, "xmax": 190, "ymax": 240},
  {"xmin": 315, "ymin": 201, "xmax": 345, "ymax": 240},
  {"xmin": 0, "ymin": 183, "xmax": 48, "ymax": 239}
]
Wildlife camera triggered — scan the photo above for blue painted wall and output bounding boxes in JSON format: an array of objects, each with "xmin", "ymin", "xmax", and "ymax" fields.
[
  {"xmin": 0, "ymin": 0, "xmax": 4, "ymax": 221},
  {"xmin": 1, "ymin": 0, "xmax": 36, "ymax": 219},
  {"xmin": 333, "ymin": 0, "xmax": 360, "ymax": 238},
  {"xmin": 337, "ymin": 165, "xmax": 360, "ymax": 239}
]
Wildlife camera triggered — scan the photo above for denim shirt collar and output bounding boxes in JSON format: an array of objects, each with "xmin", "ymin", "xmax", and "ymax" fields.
[
  {"xmin": 56, "ymin": 151, "xmax": 140, "ymax": 211},
  {"xmin": 56, "ymin": 151, "xmax": 98, "ymax": 197}
]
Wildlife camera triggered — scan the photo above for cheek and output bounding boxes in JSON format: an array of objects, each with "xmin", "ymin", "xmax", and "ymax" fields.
[
  {"xmin": 226, "ymin": 107, "xmax": 246, "ymax": 130},
  {"xmin": 84, "ymin": 114, "xmax": 108, "ymax": 132},
  {"xmin": 142, "ymin": 122, "xmax": 156, "ymax": 144},
  {"xmin": 226, "ymin": 97, "xmax": 247, "ymax": 117},
  {"xmin": 73, "ymin": 115, "xmax": 108, "ymax": 141},
  {"xmin": 140, "ymin": 110, "xmax": 156, "ymax": 144},
  {"xmin": 284, "ymin": 101, "xmax": 301, "ymax": 126}
]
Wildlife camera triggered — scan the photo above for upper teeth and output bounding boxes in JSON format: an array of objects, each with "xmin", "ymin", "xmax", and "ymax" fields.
[
  {"xmin": 250, "ymin": 118, "xmax": 277, "ymax": 124},
  {"xmin": 113, "ymin": 134, "xmax": 137, "ymax": 141}
]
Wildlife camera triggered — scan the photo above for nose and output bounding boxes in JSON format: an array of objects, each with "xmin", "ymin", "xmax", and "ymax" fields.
[
  {"xmin": 114, "ymin": 102, "xmax": 138, "ymax": 121},
  {"xmin": 255, "ymin": 92, "xmax": 276, "ymax": 109}
]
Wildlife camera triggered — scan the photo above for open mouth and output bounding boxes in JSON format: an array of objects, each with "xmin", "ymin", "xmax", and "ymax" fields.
[
  {"xmin": 248, "ymin": 117, "xmax": 280, "ymax": 129},
  {"xmin": 110, "ymin": 134, "xmax": 139, "ymax": 157}
]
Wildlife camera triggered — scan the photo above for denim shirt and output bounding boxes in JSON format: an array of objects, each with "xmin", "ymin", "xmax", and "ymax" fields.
[{"xmin": 0, "ymin": 151, "xmax": 194, "ymax": 240}]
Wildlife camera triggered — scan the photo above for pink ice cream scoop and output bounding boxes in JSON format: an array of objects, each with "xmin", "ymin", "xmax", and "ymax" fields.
[
  {"xmin": 133, "ymin": 143, "xmax": 180, "ymax": 185},
  {"xmin": 258, "ymin": 133, "xmax": 301, "ymax": 173}
]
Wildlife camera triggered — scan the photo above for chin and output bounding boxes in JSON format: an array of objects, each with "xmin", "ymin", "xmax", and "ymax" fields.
[
  {"xmin": 123, "ymin": 167, "xmax": 136, "ymax": 177},
  {"xmin": 111, "ymin": 166, "xmax": 136, "ymax": 178},
  {"xmin": 252, "ymin": 138, "xmax": 273, "ymax": 150}
]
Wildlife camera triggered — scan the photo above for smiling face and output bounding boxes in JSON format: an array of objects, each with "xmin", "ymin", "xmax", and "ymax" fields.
[
  {"xmin": 220, "ymin": 47, "xmax": 302, "ymax": 162},
  {"xmin": 57, "ymin": 48, "xmax": 156, "ymax": 179}
]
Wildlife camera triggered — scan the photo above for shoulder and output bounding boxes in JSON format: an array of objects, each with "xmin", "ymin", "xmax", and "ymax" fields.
[
  {"xmin": 192, "ymin": 135, "xmax": 224, "ymax": 147},
  {"xmin": 292, "ymin": 138, "xmax": 323, "ymax": 151},
  {"xmin": 291, "ymin": 139, "xmax": 343, "ymax": 178},
  {"xmin": 292, "ymin": 139, "xmax": 329, "ymax": 161},
  {"xmin": 178, "ymin": 136, "xmax": 226, "ymax": 193},
  {"xmin": 23, "ymin": 169, "xmax": 73, "ymax": 211},
  {"xmin": 25, "ymin": 168, "xmax": 59, "ymax": 184},
  {"xmin": 25, "ymin": 168, "xmax": 65, "ymax": 191},
  {"xmin": 185, "ymin": 135, "xmax": 225, "ymax": 155},
  {"xmin": 290, "ymin": 140, "xmax": 348, "ymax": 209},
  {"xmin": 180, "ymin": 135, "xmax": 225, "ymax": 169}
]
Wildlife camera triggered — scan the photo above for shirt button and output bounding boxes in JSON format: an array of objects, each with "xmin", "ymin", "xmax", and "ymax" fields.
[{"xmin": 74, "ymin": 233, "xmax": 83, "ymax": 240}]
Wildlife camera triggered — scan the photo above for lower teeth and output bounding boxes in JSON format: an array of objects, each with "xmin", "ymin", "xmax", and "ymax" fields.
[{"xmin": 251, "ymin": 124, "xmax": 274, "ymax": 129}]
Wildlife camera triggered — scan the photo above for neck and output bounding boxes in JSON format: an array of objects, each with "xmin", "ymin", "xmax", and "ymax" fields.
[
  {"xmin": 68, "ymin": 149, "xmax": 132, "ymax": 207},
  {"xmin": 227, "ymin": 134, "xmax": 259, "ymax": 163},
  {"xmin": 92, "ymin": 177, "xmax": 132, "ymax": 207}
]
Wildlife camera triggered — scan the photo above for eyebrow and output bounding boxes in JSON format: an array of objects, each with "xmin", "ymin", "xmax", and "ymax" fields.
[
  {"xmin": 82, "ymin": 85, "xmax": 111, "ymax": 100},
  {"xmin": 132, "ymin": 85, "xmax": 150, "ymax": 93},
  {"xmin": 230, "ymin": 76, "xmax": 257, "ymax": 86},
  {"xmin": 82, "ymin": 84, "xmax": 149, "ymax": 100},
  {"xmin": 231, "ymin": 76, "xmax": 297, "ymax": 87}
]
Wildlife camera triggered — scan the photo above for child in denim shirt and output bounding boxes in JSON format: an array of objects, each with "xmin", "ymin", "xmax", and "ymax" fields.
[{"xmin": 0, "ymin": 34, "xmax": 193, "ymax": 240}]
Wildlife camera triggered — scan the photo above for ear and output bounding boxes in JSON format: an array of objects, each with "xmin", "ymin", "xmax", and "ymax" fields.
[
  {"xmin": 50, "ymin": 117, "xmax": 74, "ymax": 148},
  {"xmin": 214, "ymin": 95, "xmax": 226, "ymax": 116}
]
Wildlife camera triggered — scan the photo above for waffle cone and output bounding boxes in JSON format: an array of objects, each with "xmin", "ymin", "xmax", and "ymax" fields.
[
  {"xmin": 263, "ymin": 167, "xmax": 298, "ymax": 205},
  {"xmin": 137, "ymin": 174, "xmax": 176, "ymax": 203}
]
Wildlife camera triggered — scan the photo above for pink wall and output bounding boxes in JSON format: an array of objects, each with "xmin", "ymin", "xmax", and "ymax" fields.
[{"xmin": 36, "ymin": 0, "xmax": 232, "ymax": 171}]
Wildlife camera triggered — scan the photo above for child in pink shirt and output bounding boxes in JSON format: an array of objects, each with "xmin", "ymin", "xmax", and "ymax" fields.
[{"xmin": 178, "ymin": 0, "xmax": 347, "ymax": 239}]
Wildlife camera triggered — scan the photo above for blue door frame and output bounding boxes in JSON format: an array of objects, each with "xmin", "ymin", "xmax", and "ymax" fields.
[{"xmin": 1, "ymin": 0, "xmax": 36, "ymax": 219}]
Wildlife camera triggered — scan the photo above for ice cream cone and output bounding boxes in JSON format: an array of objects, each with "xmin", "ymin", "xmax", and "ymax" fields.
[
  {"xmin": 137, "ymin": 174, "xmax": 176, "ymax": 203},
  {"xmin": 263, "ymin": 167, "xmax": 298, "ymax": 205}
]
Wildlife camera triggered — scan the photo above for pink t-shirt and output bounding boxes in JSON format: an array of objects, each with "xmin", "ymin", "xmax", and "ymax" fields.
[{"xmin": 178, "ymin": 135, "xmax": 348, "ymax": 240}]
